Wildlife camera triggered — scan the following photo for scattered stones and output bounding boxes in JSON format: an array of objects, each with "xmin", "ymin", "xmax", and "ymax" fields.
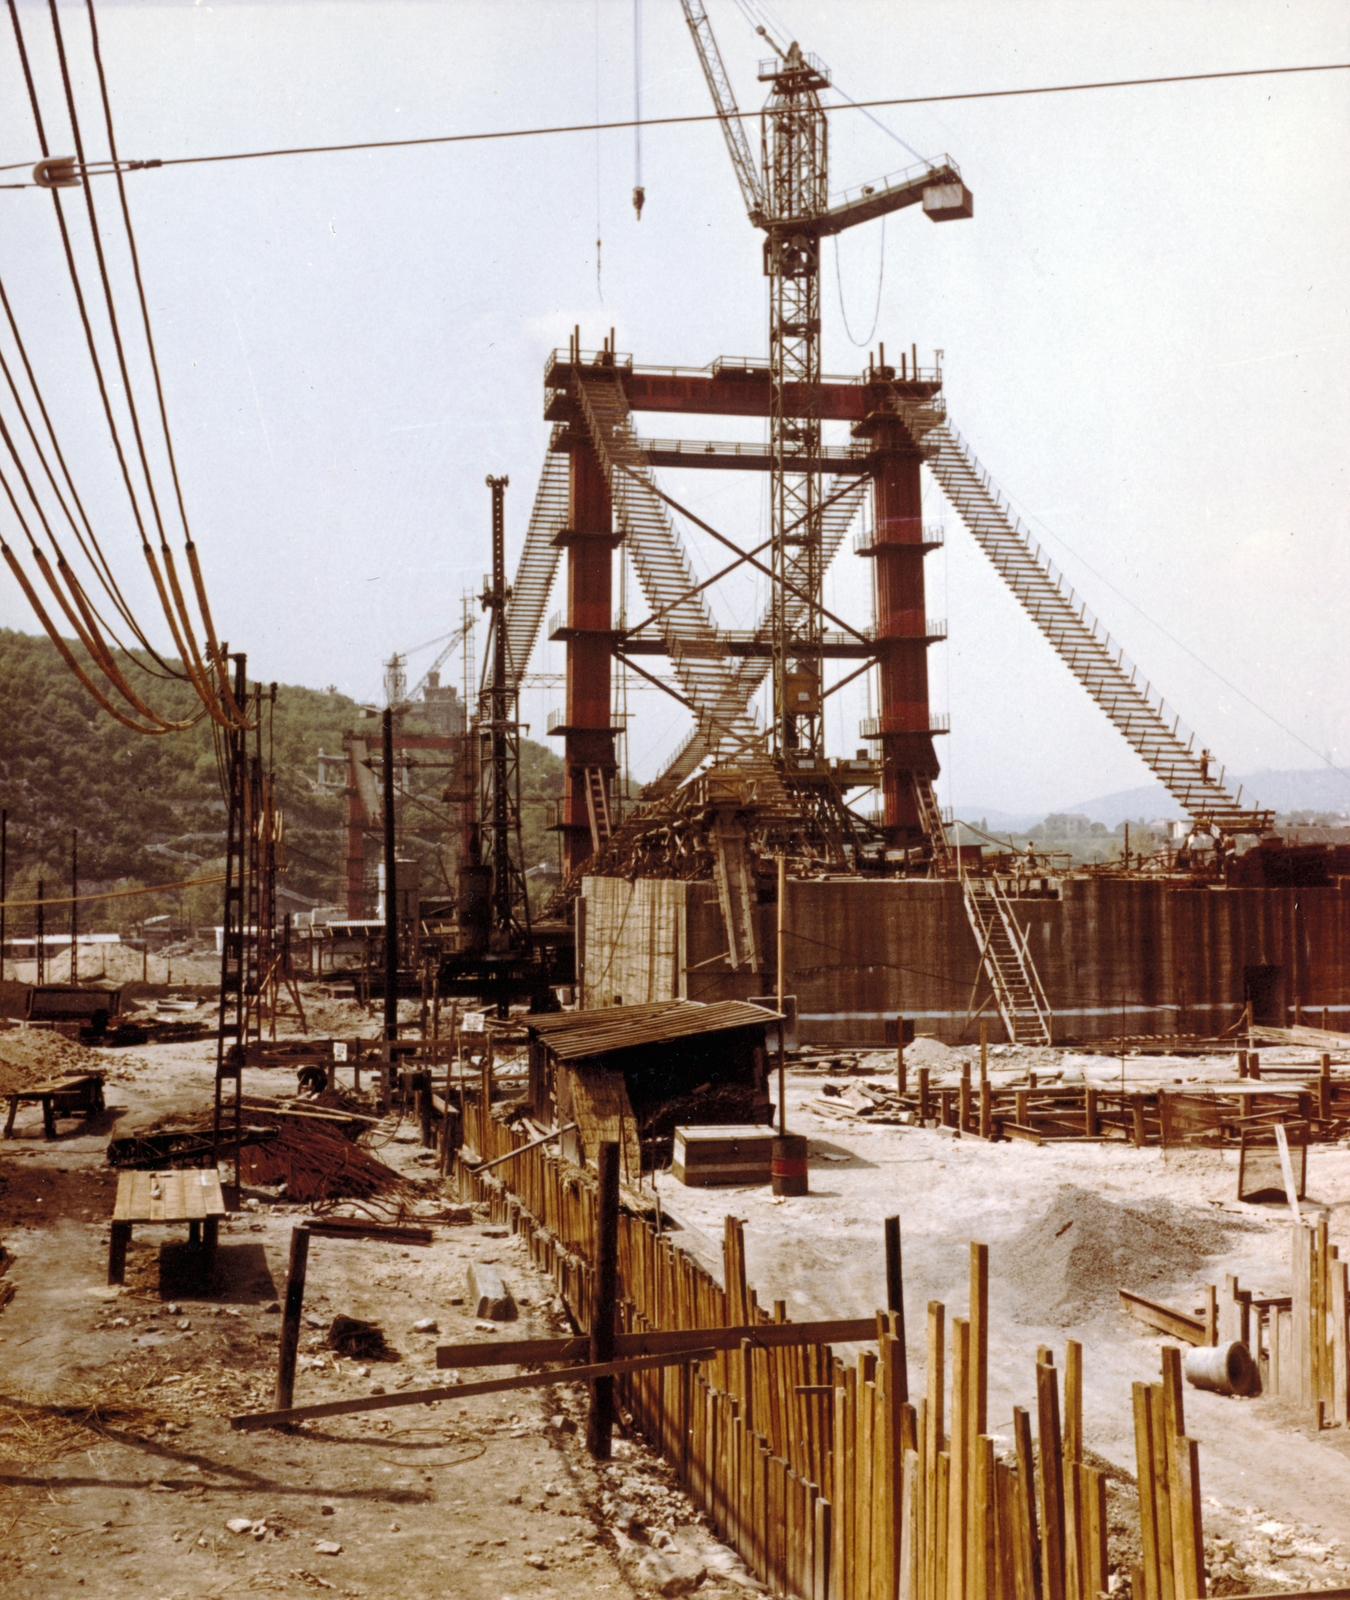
[
  {"xmin": 225, "ymin": 1518, "xmax": 255, "ymax": 1535},
  {"xmin": 410, "ymin": 1317, "xmax": 438, "ymax": 1333},
  {"xmin": 313, "ymin": 1540, "xmax": 342, "ymax": 1556}
]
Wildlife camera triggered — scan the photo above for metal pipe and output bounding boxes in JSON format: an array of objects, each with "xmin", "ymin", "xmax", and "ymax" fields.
[
  {"xmin": 382, "ymin": 706, "xmax": 398, "ymax": 1043},
  {"xmin": 1182, "ymin": 1341, "xmax": 1258, "ymax": 1397}
]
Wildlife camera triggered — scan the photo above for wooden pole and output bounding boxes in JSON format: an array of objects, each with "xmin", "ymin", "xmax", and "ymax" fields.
[
  {"xmin": 382, "ymin": 706, "xmax": 399, "ymax": 1044},
  {"xmin": 1037, "ymin": 1359, "xmax": 1066, "ymax": 1600},
  {"xmin": 885, "ymin": 1215, "xmax": 908, "ymax": 1403},
  {"xmin": 587, "ymin": 1139, "xmax": 621, "ymax": 1459},
  {"xmin": 777, "ymin": 853, "xmax": 787, "ymax": 1137},
  {"xmin": 897, "ymin": 1017, "xmax": 907, "ymax": 1096},
  {"xmin": 275, "ymin": 1225, "xmax": 311, "ymax": 1412},
  {"xmin": 69, "ymin": 832, "xmax": 78, "ymax": 979}
]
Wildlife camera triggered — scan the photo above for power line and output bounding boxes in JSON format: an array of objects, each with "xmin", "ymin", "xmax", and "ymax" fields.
[{"xmin": 1, "ymin": 61, "xmax": 1345, "ymax": 182}]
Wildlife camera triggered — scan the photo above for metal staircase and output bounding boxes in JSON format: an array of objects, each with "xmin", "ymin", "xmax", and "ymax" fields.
[
  {"xmin": 502, "ymin": 431, "xmax": 570, "ymax": 695},
  {"xmin": 583, "ymin": 765, "xmax": 613, "ymax": 853},
  {"xmin": 913, "ymin": 772, "xmax": 953, "ymax": 872},
  {"xmin": 571, "ymin": 370, "xmax": 765, "ymax": 758},
  {"xmin": 892, "ymin": 396, "xmax": 1273, "ymax": 836},
  {"xmin": 962, "ymin": 876, "xmax": 1053, "ymax": 1045}
]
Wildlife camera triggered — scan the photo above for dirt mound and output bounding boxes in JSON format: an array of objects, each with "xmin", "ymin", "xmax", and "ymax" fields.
[
  {"xmin": 0, "ymin": 1029, "xmax": 112, "ymax": 1096},
  {"xmin": 1002, "ymin": 1184, "xmax": 1260, "ymax": 1326}
]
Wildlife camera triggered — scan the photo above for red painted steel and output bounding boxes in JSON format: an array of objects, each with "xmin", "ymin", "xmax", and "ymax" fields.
[
  {"xmin": 561, "ymin": 436, "xmax": 618, "ymax": 875},
  {"xmin": 869, "ymin": 410, "xmax": 939, "ymax": 847}
]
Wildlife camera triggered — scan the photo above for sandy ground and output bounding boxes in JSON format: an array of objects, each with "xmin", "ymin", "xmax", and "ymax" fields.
[
  {"xmin": 3, "ymin": 1023, "xmax": 1349, "ymax": 1596},
  {"xmin": 0, "ymin": 1035, "xmax": 756, "ymax": 1599},
  {"xmin": 655, "ymin": 1052, "xmax": 1350, "ymax": 1584}
]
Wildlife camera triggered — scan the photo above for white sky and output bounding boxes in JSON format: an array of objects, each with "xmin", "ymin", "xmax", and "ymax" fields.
[{"xmin": 0, "ymin": 0, "xmax": 1346, "ymax": 815}]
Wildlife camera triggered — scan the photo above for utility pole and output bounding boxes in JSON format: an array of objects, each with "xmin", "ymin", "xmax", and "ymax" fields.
[
  {"xmin": 70, "ymin": 830, "xmax": 78, "ymax": 985},
  {"xmin": 36, "ymin": 879, "xmax": 44, "ymax": 984},
  {"xmin": 214, "ymin": 654, "xmax": 248, "ymax": 1193},
  {"xmin": 1, "ymin": 808, "xmax": 7, "ymax": 984},
  {"xmin": 382, "ymin": 705, "xmax": 399, "ymax": 1043},
  {"xmin": 479, "ymin": 475, "xmax": 531, "ymax": 1016}
]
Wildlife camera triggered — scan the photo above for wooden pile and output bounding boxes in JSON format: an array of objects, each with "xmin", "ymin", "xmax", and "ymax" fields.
[
  {"xmin": 845, "ymin": 1058, "xmax": 1350, "ymax": 1149},
  {"xmin": 457, "ymin": 1094, "xmax": 1216, "ymax": 1600},
  {"xmin": 1258, "ymin": 1218, "xmax": 1349, "ymax": 1425}
]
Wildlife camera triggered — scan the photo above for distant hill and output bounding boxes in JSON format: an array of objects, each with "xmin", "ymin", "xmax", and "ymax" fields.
[
  {"xmin": 0, "ymin": 629, "xmax": 564, "ymax": 933},
  {"xmin": 959, "ymin": 767, "xmax": 1350, "ymax": 835}
]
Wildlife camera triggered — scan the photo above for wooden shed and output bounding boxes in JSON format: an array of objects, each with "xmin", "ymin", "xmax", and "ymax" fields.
[{"xmin": 523, "ymin": 999, "xmax": 780, "ymax": 1177}]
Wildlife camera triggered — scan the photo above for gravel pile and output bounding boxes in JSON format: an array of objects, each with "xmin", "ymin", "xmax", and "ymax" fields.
[{"xmin": 1002, "ymin": 1184, "xmax": 1261, "ymax": 1325}]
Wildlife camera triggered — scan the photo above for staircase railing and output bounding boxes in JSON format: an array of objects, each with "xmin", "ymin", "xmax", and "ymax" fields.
[
  {"xmin": 894, "ymin": 396, "xmax": 1272, "ymax": 835},
  {"xmin": 961, "ymin": 875, "xmax": 1053, "ymax": 1045}
]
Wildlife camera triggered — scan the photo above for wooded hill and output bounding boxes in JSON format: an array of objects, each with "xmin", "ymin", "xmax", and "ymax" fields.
[{"xmin": 0, "ymin": 630, "xmax": 563, "ymax": 935}]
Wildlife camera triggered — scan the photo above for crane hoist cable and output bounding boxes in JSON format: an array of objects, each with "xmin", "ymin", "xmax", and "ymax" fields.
[
  {"xmin": 631, "ymin": 0, "xmax": 644, "ymax": 219},
  {"xmin": 832, "ymin": 215, "xmax": 885, "ymax": 347}
]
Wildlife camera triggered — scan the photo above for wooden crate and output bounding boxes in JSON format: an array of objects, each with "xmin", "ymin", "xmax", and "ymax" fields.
[{"xmin": 672, "ymin": 1124, "xmax": 775, "ymax": 1187}]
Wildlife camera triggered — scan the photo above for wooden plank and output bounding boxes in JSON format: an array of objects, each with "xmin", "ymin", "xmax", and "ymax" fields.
[
  {"xmin": 434, "ymin": 1315, "xmax": 879, "ymax": 1370},
  {"xmin": 1171, "ymin": 1437, "xmax": 1205, "ymax": 1600},
  {"xmin": 1037, "ymin": 1361, "xmax": 1066, "ymax": 1600},
  {"xmin": 1118, "ymin": 1290, "xmax": 1207, "ymax": 1347},
  {"xmin": 1132, "ymin": 1383, "xmax": 1160, "ymax": 1600},
  {"xmin": 233, "ymin": 1345, "xmax": 718, "ymax": 1431}
]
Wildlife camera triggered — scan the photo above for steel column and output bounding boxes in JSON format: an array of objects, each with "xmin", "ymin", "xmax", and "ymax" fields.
[
  {"xmin": 870, "ymin": 410, "xmax": 939, "ymax": 847},
  {"xmin": 560, "ymin": 431, "xmax": 617, "ymax": 875}
]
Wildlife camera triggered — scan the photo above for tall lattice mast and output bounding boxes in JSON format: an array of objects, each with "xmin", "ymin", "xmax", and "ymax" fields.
[{"xmin": 761, "ymin": 44, "xmax": 830, "ymax": 755}]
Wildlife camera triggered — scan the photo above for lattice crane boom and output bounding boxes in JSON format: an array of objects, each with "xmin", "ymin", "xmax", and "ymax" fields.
[{"xmin": 679, "ymin": 0, "xmax": 765, "ymax": 224}]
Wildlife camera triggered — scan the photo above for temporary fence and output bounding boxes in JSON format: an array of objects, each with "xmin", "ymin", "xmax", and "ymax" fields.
[{"xmin": 456, "ymin": 1088, "xmax": 1211, "ymax": 1600}]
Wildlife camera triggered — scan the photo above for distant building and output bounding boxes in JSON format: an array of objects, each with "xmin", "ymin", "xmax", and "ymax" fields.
[{"xmin": 412, "ymin": 671, "xmax": 466, "ymax": 738}]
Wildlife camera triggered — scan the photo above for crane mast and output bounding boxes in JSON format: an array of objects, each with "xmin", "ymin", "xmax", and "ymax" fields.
[
  {"xmin": 679, "ymin": 7, "xmax": 971, "ymax": 766},
  {"xmin": 762, "ymin": 44, "xmax": 830, "ymax": 756}
]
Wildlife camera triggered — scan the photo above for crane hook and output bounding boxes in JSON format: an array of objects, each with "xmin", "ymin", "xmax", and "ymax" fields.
[{"xmin": 632, "ymin": 185, "xmax": 646, "ymax": 221}]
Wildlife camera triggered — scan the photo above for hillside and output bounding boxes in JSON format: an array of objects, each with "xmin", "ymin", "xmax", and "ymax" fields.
[{"xmin": 0, "ymin": 630, "xmax": 563, "ymax": 933}]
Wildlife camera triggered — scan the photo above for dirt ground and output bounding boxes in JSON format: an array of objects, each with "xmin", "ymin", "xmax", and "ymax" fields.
[
  {"xmin": 0, "ymin": 1028, "xmax": 757, "ymax": 1599},
  {"xmin": 1, "ymin": 1020, "xmax": 1348, "ymax": 1596},
  {"xmin": 656, "ymin": 1043, "xmax": 1350, "ymax": 1590}
]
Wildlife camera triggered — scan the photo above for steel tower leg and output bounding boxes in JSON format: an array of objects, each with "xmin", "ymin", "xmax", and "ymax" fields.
[
  {"xmin": 559, "ymin": 393, "xmax": 618, "ymax": 876},
  {"xmin": 870, "ymin": 408, "xmax": 940, "ymax": 849}
]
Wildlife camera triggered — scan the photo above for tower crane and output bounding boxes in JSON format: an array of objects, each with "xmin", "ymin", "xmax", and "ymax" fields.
[
  {"xmin": 382, "ymin": 608, "xmax": 478, "ymax": 715},
  {"xmin": 679, "ymin": 1, "xmax": 971, "ymax": 761}
]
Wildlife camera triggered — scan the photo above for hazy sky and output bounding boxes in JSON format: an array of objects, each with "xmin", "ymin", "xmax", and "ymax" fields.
[{"xmin": 0, "ymin": 0, "xmax": 1346, "ymax": 815}]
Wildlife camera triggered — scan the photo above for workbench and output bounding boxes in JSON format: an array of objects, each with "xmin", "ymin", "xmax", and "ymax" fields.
[
  {"xmin": 3, "ymin": 1071, "xmax": 105, "ymax": 1140},
  {"xmin": 108, "ymin": 1167, "xmax": 227, "ymax": 1286}
]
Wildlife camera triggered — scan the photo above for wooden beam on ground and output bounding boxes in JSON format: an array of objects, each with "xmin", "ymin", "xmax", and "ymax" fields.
[
  {"xmin": 435, "ymin": 1315, "xmax": 882, "ymax": 1370},
  {"xmin": 1118, "ymin": 1290, "xmax": 1207, "ymax": 1347},
  {"xmin": 232, "ymin": 1346, "xmax": 717, "ymax": 1431},
  {"xmin": 303, "ymin": 1220, "xmax": 433, "ymax": 1246}
]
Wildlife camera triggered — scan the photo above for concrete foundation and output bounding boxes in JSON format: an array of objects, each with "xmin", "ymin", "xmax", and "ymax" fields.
[{"xmin": 580, "ymin": 874, "xmax": 1350, "ymax": 1045}]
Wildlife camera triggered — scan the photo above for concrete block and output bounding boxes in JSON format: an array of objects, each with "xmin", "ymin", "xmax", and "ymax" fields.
[{"xmin": 467, "ymin": 1261, "xmax": 516, "ymax": 1321}]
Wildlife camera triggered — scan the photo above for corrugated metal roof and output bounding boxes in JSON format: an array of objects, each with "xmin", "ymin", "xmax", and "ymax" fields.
[{"xmin": 526, "ymin": 999, "xmax": 781, "ymax": 1061}]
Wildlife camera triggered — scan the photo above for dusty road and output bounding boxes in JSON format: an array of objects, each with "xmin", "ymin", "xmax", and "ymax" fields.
[{"xmin": 0, "ymin": 1036, "xmax": 757, "ymax": 1599}]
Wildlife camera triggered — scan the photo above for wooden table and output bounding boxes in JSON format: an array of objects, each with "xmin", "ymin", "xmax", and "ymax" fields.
[
  {"xmin": 3, "ymin": 1072, "xmax": 105, "ymax": 1140},
  {"xmin": 108, "ymin": 1168, "xmax": 227, "ymax": 1286}
]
